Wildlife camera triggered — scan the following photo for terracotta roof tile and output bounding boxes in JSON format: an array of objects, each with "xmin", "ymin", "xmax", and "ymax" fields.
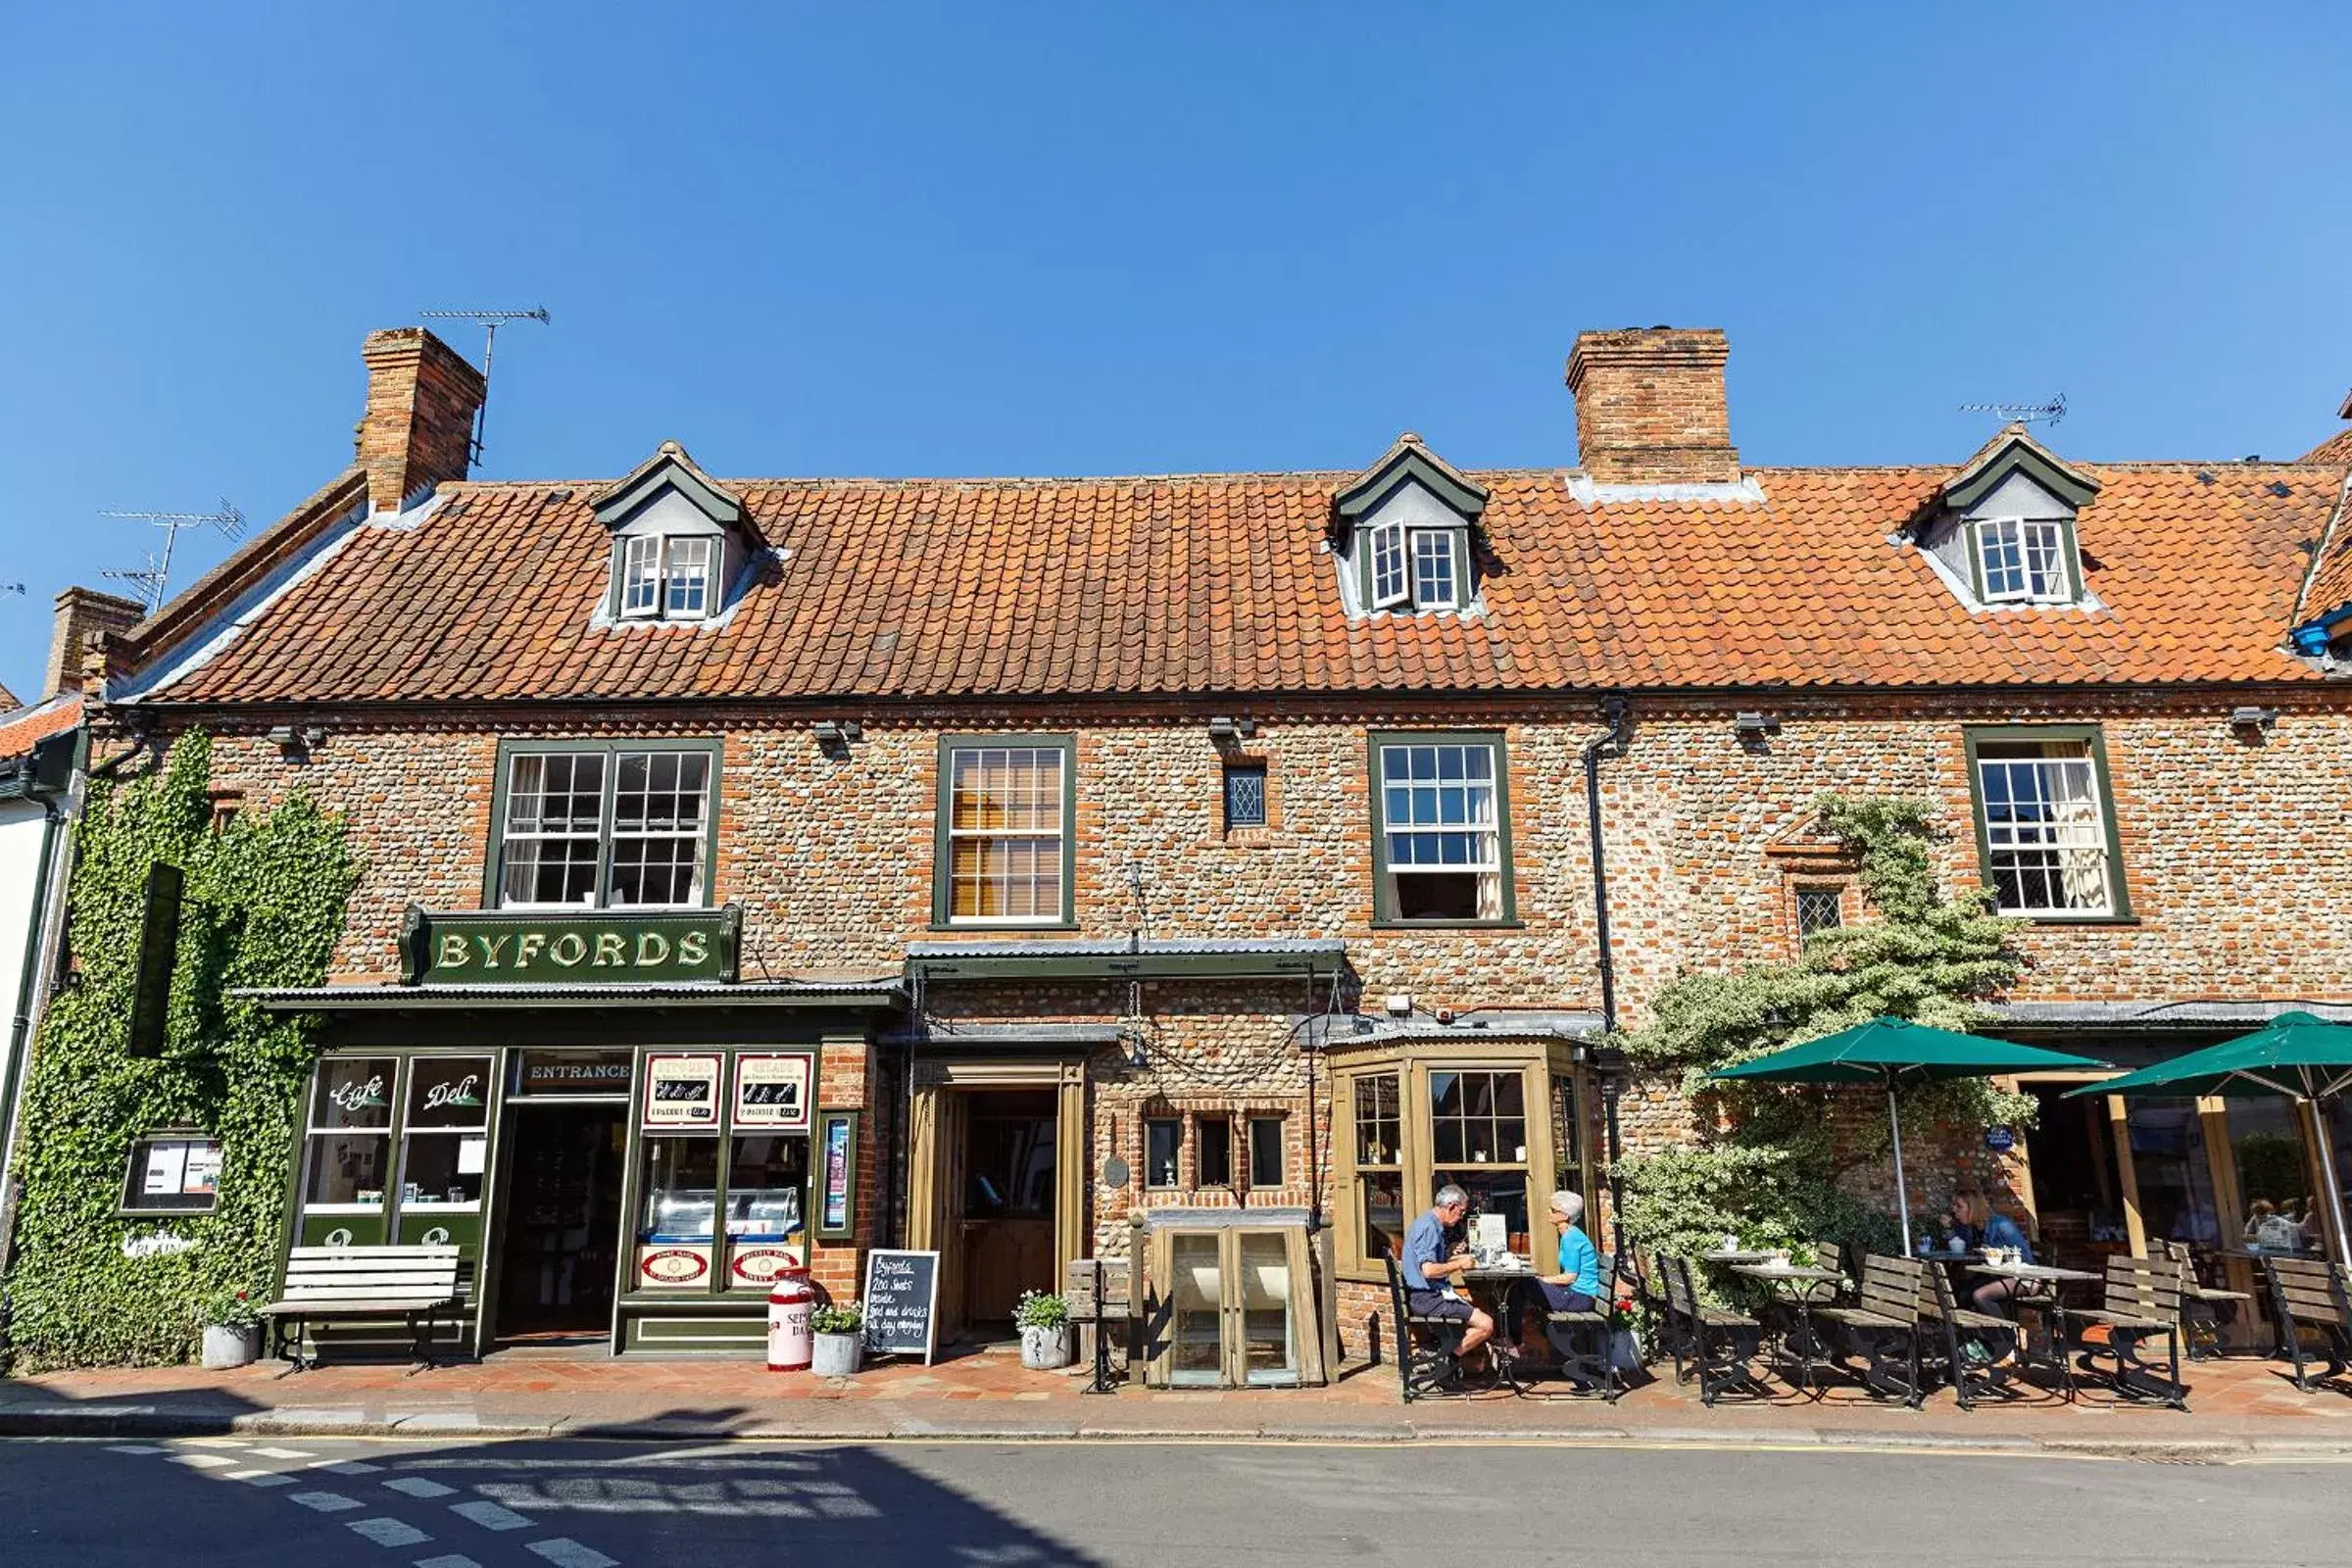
[
  {"xmin": 135, "ymin": 459, "xmax": 2346, "ymax": 707},
  {"xmin": 0, "ymin": 695, "xmax": 81, "ymax": 760}
]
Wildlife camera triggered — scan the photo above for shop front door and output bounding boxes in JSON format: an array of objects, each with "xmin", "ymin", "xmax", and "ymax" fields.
[
  {"xmin": 955, "ymin": 1089, "xmax": 1058, "ymax": 1328},
  {"xmin": 493, "ymin": 1103, "xmax": 627, "ymax": 1343}
]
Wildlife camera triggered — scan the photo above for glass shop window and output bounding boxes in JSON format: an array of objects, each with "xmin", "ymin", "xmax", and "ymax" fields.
[
  {"xmin": 725, "ymin": 1136, "xmax": 808, "ymax": 1245},
  {"xmin": 304, "ymin": 1056, "xmax": 397, "ymax": 1209},
  {"xmin": 1353, "ymin": 1072, "xmax": 1403, "ymax": 1261},
  {"xmin": 399, "ymin": 1055, "xmax": 493, "ymax": 1209},
  {"xmin": 640, "ymin": 1138, "xmax": 721, "ymax": 1242}
]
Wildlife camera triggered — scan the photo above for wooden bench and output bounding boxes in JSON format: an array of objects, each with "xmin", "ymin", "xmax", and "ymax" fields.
[
  {"xmin": 1535, "ymin": 1251, "xmax": 1623, "ymax": 1402},
  {"xmin": 1383, "ymin": 1251, "xmax": 1470, "ymax": 1401},
  {"xmin": 2065, "ymin": 1255, "xmax": 2188, "ymax": 1408},
  {"xmin": 1664, "ymin": 1254, "xmax": 1766, "ymax": 1405},
  {"xmin": 258, "ymin": 1246, "xmax": 463, "ymax": 1373},
  {"xmin": 2160, "ymin": 1241, "xmax": 2251, "ymax": 1361},
  {"xmin": 2260, "ymin": 1254, "xmax": 2352, "ymax": 1393},
  {"xmin": 1806, "ymin": 1252, "xmax": 1925, "ymax": 1407},
  {"xmin": 1916, "ymin": 1258, "xmax": 2023, "ymax": 1408}
]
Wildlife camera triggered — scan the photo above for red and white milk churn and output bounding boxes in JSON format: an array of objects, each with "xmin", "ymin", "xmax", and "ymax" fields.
[{"xmin": 766, "ymin": 1267, "xmax": 814, "ymax": 1372}]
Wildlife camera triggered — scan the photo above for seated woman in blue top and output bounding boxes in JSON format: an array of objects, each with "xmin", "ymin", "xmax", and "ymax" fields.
[{"xmin": 1538, "ymin": 1190, "xmax": 1604, "ymax": 1313}]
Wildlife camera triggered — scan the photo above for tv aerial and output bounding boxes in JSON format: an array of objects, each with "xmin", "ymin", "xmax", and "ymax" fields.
[
  {"xmin": 1959, "ymin": 392, "xmax": 2067, "ymax": 427},
  {"xmin": 99, "ymin": 500, "xmax": 246, "ymax": 612},
  {"xmin": 417, "ymin": 306, "xmax": 551, "ymax": 464}
]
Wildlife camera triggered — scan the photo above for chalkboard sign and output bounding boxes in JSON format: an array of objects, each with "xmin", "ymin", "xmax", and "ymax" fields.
[{"xmin": 861, "ymin": 1248, "xmax": 940, "ymax": 1364}]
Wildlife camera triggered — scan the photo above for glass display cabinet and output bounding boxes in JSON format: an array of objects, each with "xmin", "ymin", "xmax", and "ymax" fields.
[{"xmin": 1143, "ymin": 1209, "xmax": 1326, "ymax": 1389}]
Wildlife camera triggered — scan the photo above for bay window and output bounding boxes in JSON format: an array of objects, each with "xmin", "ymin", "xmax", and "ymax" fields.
[{"xmin": 1335, "ymin": 1047, "xmax": 1592, "ymax": 1280}]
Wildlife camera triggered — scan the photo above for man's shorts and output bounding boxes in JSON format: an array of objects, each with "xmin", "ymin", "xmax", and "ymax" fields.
[{"xmin": 1406, "ymin": 1290, "xmax": 1475, "ymax": 1322}]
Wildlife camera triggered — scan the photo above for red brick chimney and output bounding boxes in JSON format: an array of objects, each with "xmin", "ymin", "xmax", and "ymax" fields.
[
  {"xmin": 356, "ymin": 327, "xmax": 486, "ymax": 514},
  {"xmin": 1564, "ymin": 326, "xmax": 1740, "ymax": 485},
  {"xmin": 44, "ymin": 586, "xmax": 146, "ymax": 699}
]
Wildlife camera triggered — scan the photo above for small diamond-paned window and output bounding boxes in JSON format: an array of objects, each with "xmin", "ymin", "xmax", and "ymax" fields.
[
  {"xmin": 1223, "ymin": 762, "xmax": 1268, "ymax": 830},
  {"xmin": 1795, "ymin": 886, "xmax": 1844, "ymax": 938}
]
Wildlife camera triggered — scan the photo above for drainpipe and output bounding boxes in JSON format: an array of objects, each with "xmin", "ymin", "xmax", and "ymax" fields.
[{"xmin": 1581, "ymin": 695, "xmax": 1633, "ymax": 1253}]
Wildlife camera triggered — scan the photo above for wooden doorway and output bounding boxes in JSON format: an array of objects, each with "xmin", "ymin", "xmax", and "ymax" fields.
[
  {"xmin": 906, "ymin": 1056, "xmax": 1088, "ymax": 1339},
  {"xmin": 955, "ymin": 1089, "xmax": 1058, "ymax": 1327}
]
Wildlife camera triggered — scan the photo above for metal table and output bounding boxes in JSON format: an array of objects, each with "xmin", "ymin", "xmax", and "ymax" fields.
[
  {"xmin": 1459, "ymin": 1263, "xmax": 1543, "ymax": 1393},
  {"xmin": 1731, "ymin": 1263, "xmax": 1846, "ymax": 1385},
  {"xmin": 1966, "ymin": 1260, "xmax": 2099, "ymax": 1395}
]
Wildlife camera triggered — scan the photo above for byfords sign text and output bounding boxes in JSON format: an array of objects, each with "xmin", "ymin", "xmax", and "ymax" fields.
[{"xmin": 400, "ymin": 906, "xmax": 742, "ymax": 987}]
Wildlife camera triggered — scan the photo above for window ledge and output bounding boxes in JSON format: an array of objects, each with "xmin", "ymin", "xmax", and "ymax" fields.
[
  {"xmin": 1369, "ymin": 919, "xmax": 1528, "ymax": 932},
  {"xmin": 926, "ymin": 920, "xmax": 1082, "ymax": 934},
  {"xmin": 2013, "ymin": 912, "xmax": 2142, "ymax": 927}
]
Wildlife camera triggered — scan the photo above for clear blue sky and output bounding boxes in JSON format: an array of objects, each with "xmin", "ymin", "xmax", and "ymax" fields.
[{"xmin": 3, "ymin": 4, "xmax": 2347, "ymax": 700}]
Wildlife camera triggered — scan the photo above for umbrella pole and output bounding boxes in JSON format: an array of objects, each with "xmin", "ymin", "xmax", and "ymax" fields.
[
  {"xmin": 1888, "ymin": 1074, "xmax": 1913, "ymax": 1255},
  {"xmin": 2315, "ymin": 1095, "xmax": 2352, "ymax": 1275}
]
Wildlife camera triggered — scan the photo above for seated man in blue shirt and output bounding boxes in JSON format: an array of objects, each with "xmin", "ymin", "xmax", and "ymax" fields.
[{"xmin": 1399, "ymin": 1185, "xmax": 1492, "ymax": 1371}]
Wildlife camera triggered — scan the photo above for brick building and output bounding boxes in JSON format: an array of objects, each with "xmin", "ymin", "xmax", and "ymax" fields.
[{"xmin": 69, "ymin": 322, "xmax": 2352, "ymax": 1372}]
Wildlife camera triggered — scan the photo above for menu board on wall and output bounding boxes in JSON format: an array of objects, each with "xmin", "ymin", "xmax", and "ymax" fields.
[
  {"xmin": 642, "ymin": 1054, "xmax": 722, "ymax": 1129},
  {"xmin": 731, "ymin": 1054, "xmax": 811, "ymax": 1132}
]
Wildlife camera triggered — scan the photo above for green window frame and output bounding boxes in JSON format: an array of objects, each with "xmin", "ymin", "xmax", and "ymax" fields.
[
  {"xmin": 484, "ymin": 738, "xmax": 723, "ymax": 910},
  {"xmin": 931, "ymin": 734, "xmax": 1078, "ymax": 928},
  {"xmin": 1366, "ymin": 729, "xmax": 1517, "ymax": 927},
  {"xmin": 1962, "ymin": 724, "xmax": 2132, "ymax": 922}
]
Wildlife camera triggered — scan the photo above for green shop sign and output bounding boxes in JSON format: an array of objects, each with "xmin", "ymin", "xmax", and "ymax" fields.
[{"xmin": 400, "ymin": 905, "xmax": 742, "ymax": 986}]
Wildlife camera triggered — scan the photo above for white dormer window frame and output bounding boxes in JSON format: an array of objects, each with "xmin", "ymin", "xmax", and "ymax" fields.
[
  {"xmin": 1368, "ymin": 520, "xmax": 1409, "ymax": 609},
  {"xmin": 1409, "ymin": 527, "xmax": 1462, "ymax": 610},
  {"xmin": 615, "ymin": 533, "xmax": 719, "ymax": 623},
  {"xmin": 1975, "ymin": 515, "xmax": 2072, "ymax": 605},
  {"xmin": 664, "ymin": 536, "xmax": 713, "ymax": 617}
]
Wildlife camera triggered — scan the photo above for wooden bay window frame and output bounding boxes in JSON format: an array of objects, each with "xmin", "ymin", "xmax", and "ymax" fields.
[{"xmin": 1329, "ymin": 1040, "xmax": 1592, "ymax": 1283}]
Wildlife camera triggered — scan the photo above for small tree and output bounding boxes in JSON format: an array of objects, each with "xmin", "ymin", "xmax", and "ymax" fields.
[{"xmin": 1613, "ymin": 797, "xmax": 2034, "ymax": 1274}]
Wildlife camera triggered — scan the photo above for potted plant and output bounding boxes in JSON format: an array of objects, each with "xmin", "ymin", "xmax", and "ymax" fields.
[
  {"xmin": 809, "ymin": 1299, "xmax": 864, "ymax": 1377},
  {"xmin": 1012, "ymin": 1289, "xmax": 1071, "ymax": 1370},
  {"xmin": 199, "ymin": 1287, "xmax": 262, "ymax": 1370}
]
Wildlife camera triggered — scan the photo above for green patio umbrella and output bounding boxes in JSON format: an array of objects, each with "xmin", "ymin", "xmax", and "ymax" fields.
[
  {"xmin": 1710, "ymin": 1016, "xmax": 2109, "ymax": 1253},
  {"xmin": 2067, "ymin": 1011, "xmax": 2352, "ymax": 1271}
]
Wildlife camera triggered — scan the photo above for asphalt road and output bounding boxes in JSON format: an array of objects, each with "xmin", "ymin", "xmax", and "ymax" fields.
[{"xmin": 4, "ymin": 1435, "xmax": 2343, "ymax": 1567}]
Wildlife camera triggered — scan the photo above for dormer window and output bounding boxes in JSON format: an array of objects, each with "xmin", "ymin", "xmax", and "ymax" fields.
[
  {"xmin": 1975, "ymin": 516, "xmax": 2070, "ymax": 604},
  {"xmin": 590, "ymin": 441, "xmax": 763, "ymax": 628},
  {"xmin": 1916, "ymin": 426, "xmax": 2100, "ymax": 613},
  {"xmin": 1333, "ymin": 433, "xmax": 1489, "ymax": 618}
]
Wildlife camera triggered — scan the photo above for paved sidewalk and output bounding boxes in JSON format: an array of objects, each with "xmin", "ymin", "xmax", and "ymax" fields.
[{"xmin": 7, "ymin": 1343, "xmax": 2351, "ymax": 1458}]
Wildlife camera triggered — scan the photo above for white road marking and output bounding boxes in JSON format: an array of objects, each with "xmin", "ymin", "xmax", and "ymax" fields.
[
  {"xmin": 252, "ymin": 1446, "xmax": 316, "ymax": 1459},
  {"xmin": 349, "ymin": 1517, "xmax": 433, "ymax": 1548},
  {"xmin": 415, "ymin": 1557, "xmax": 484, "ymax": 1568},
  {"xmin": 450, "ymin": 1499, "xmax": 534, "ymax": 1532},
  {"xmin": 170, "ymin": 1453, "xmax": 240, "ymax": 1470},
  {"xmin": 106, "ymin": 1444, "xmax": 168, "ymax": 1455},
  {"xmin": 182, "ymin": 1437, "xmax": 249, "ymax": 1447},
  {"xmin": 526, "ymin": 1541, "xmax": 619, "ymax": 1568},
  {"xmin": 384, "ymin": 1477, "xmax": 457, "ymax": 1498},
  {"xmin": 289, "ymin": 1490, "xmax": 365, "ymax": 1512},
  {"xmin": 230, "ymin": 1469, "xmax": 297, "ymax": 1487},
  {"xmin": 317, "ymin": 1459, "xmax": 384, "ymax": 1475}
]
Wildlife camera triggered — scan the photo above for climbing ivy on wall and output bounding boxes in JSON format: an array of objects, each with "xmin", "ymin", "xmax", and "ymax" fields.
[
  {"xmin": 1612, "ymin": 797, "xmax": 2035, "ymax": 1277},
  {"xmin": 3, "ymin": 730, "xmax": 356, "ymax": 1370}
]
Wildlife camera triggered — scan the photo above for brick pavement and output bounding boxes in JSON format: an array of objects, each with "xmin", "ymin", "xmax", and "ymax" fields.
[{"xmin": 8, "ymin": 1344, "xmax": 2351, "ymax": 1455}]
